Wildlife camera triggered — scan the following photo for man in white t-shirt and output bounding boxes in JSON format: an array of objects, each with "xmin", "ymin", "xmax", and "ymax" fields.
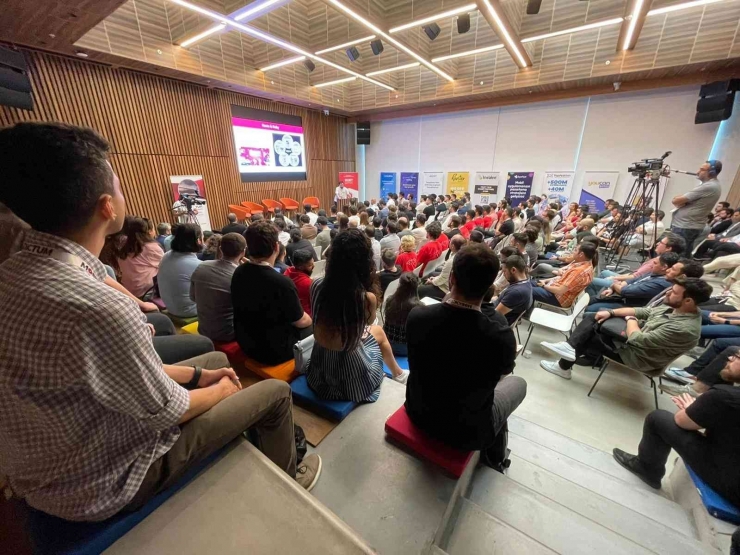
[{"xmin": 335, "ymin": 182, "xmax": 351, "ymax": 202}]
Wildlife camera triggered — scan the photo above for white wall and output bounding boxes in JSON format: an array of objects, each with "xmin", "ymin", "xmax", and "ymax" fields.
[{"xmin": 365, "ymin": 86, "xmax": 740, "ymax": 222}]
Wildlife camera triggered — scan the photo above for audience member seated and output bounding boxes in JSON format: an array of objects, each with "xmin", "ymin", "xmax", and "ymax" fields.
[
  {"xmin": 539, "ymin": 278, "xmax": 711, "ymax": 380},
  {"xmin": 383, "ymin": 273, "xmax": 422, "ymax": 357},
  {"xmin": 397, "ymin": 217, "xmax": 412, "ymax": 239},
  {"xmin": 405, "ymin": 243, "xmax": 526, "ymax": 468},
  {"xmin": 524, "ymin": 226, "xmax": 539, "ymax": 268},
  {"xmin": 493, "ymin": 254, "xmax": 533, "ymax": 325},
  {"xmin": 0, "ymin": 123, "xmax": 321, "ymax": 525},
  {"xmin": 412, "ymin": 214, "xmax": 427, "ymax": 248},
  {"xmin": 286, "ymin": 227, "xmax": 318, "ymax": 265},
  {"xmin": 306, "ymin": 229, "xmax": 409, "ymax": 402},
  {"xmin": 190, "ymin": 232, "xmax": 246, "ymax": 343},
  {"xmin": 380, "ymin": 220, "xmax": 401, "ymax": 254},
  {"xmin": 492, "ymin": 246, "xmax": 520, "ymax": 295},
  {"xmin": 156, "ymin": 222, "xmax": 171, "ymax": 251},
  {"xmin": 299, "ymin": 214, "xmax": 317, "ymax": 241},
  {"xmin": 444, "ymin": 214, "xmax": 462, "ymax": 239},
  {"xmin": 348, "ymin": 205, "xmax": 360, "ymax": 227},
  {"xmin": 379, "ymin": 248, "xmax": 402, "ymax": 294},
  {"xmin": 233, "ymin": 221, "xmax": 313, "ymax": 365},
  {"xmin": 221, "ymin": 212, "xmax": 247, "ymax": 236},
  {"xmin": 613, "ymin": 353, "xmax": 740, "ymax": 507},
  {"xmin": 396, "ymin": 235, "xmax": 418, "ymax": 272},
  {"xmin": 117, "ymin": 215, "xmax": 164, "ymax": 299},
  {"xmin": 275, "ymin": 217, "xmax": 291, "ymax": 246},
  {"xmin": 274, "ymin": 242, "xmax": 289, "ymax": 274},
  {"xmin": 198, "ymin": 232, "xmax": 221, "ymax": 261},
  {"xmin": 303, "ymin": 203, "xmax": 318, "ymax": 225},
  {"xmin": 666, "ymin": 335, "xmax": 740, "ymax": 386},
  {"xmin": 644, "ymin": 257, "xmax": 705, "ymax": 307},
  {"xmin": 661, "ymin": 343, "xmax": 740, "ymax": 398},
  {"xmin": 624, "ymin": 210, "xmax": 665, "ymax": 251},
  {"xmin": 699, "ymin": 309, "xmax": 740, "ymax": 340},
  {"xmin": 532, "ymin": 243, "xmax": 596, "ymax": 309},
  {"xmin": 702, "ymin": 232, "xmax": 740, "ymax": 260},
  {"xmin": 586, "ymin": 233, "xmax": 686, "ymax": 297},
  {"xmin": 585, "ymin": 252, "xmax": 678, "ymax": 313},
  {"xmin": 285, "ymin": 249, "xmax": 315, "ymax": 317},
  {"xmin": 694, "ymin": 209, "xmax": 740, "ymax": 259},
  {"xmin": 416, "ymin": 221, "xmax": 447, "ymax": 276},
  {"xmin": 315, "ymin": 216, "xmax": 332, "ymax": 256},
  {"xmin": 158, "ymin": 223, "xmax": 203, "ymax": 318},
  {"xmin": 417, "ymin": 234, "xmax": 465, "ymax": 301}
]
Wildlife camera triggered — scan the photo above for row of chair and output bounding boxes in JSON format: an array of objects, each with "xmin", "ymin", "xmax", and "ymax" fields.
[{"xmin": 227, "ymin": 197, "xmax": 321, "ymax": 223}]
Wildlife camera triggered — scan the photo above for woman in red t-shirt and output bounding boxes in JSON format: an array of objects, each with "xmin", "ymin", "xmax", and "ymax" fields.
[{"xmin": 396, "ymin": 235, "xmax": 418, "ymax": 272}]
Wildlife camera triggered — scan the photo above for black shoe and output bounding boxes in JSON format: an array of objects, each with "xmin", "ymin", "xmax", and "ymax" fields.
[{"xmin": 612, "ymin": 448, "xmax": 662, "ymax": 489}]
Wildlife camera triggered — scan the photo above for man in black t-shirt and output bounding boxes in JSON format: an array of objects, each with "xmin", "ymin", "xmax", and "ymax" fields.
[
  {"xmin": 494, "ymin": 254, "xmax": 533, "ymax": 325},
  {"xmin": 379, "ymin": 248, "xmax": 402, "ymax": 294},
  {"xmin": 221, "ymin": 212, "xmax": 248, "ymax": 236},
  {"xmin": 614, "ymin": 353, "xmax": 740, "ymax": 506},
  {"xmin": 406, "ymin": 243, "xmax": 527, "ymax": 467},
  {"xmin": 232, "ymin": 221, "xmax": 312, "ymax": 365}
]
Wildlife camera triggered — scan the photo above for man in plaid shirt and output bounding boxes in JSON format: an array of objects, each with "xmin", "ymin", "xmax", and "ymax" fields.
[
  {"xmin": 0, "ymin": 123, "xmax": 321, "ymax": 522},
  {"xmin": 531, "ymin": 243, "xmax": 596, "ymax": 308}
]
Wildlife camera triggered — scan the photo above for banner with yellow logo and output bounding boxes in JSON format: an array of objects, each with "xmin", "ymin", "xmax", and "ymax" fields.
[{"xmin": 446, "ymin": 171, "xmax": 469, "ymax": 197}]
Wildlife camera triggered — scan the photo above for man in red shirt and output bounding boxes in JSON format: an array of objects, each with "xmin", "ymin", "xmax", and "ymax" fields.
[
  {"xmin": 284, "ymin": 249, "xmax": 314, "ymax": 316},
  {"xmin": 473, "ymin": 205, "xmax": 485, "ymax": 227},
  {"xmin": 417, "ymin": 221, "xmax": 446, "ymax": 277},
  {"xmin": 482, "ymin": 205, "xmax": 494, "ymax": 229},
  {"xmin": 460, "ymin": 210, "xmax": 476, "ymax": 239}
]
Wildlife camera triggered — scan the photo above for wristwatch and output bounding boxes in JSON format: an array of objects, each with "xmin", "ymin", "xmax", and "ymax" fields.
[
  {"xmin": 607, "ymin": 310, "xmax": 615, "ymax": 317},
  {"xmin": 185, "ymin": 366, "xmax": 202, "ymax": 390},
  {"xmin": 726, "ymin": 320, "xmax": 732, "ymax": 325},
  {"xmin": 625, "ymin": 316, "xmax": 637, "ymax": 322}
]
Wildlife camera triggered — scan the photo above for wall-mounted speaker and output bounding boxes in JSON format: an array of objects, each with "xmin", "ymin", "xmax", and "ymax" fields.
[
  {"xmin": 357, "ymin": 121, "xmax": 370, "ymax": 145},
  {"xmin": 526, "ymin": 0, "xmax": 543, "ymax": 14},
  {"xmin": 457, "ymin": 13, "xmax": 470, "ymax": 34},
  {"xmin": 370, "ymin": 39, "xmax": 384, "ymax": 56},
  {"xmin": 346, "ymin": 46, "xmax": 361, "ymax": 62},
  {"xmin": 303, "ymin": 59, "xmax": 316, "ymax": 72},
  {"xmin": 0, "ymin": 46, "xmax": 32, "ymax": 111},
  {"xmin": 695, "ymin": 80, "xmax": 738, "ymax": 124},
  {"xmin": 423, "ymin": 23, "xmax": 441, "ymax": 41}
]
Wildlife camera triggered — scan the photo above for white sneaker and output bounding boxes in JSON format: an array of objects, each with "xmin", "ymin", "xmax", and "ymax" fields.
[
  {"xmin": 540, "ymin": 360, "xmax": 572, "ymax": 380},
  {"xmin": 392, "ymin": 370, "xmax": 409, "ymax": 385},
  {"xmin": 665, "ymin": 367, "xmax": 696, "ymax": 384},
  {"xmin": 541, "ymin": 341, "xmax": 576, "ymax": 362}
]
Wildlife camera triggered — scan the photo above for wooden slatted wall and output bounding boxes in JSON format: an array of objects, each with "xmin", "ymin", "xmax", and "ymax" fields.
[{"xmin": 0, "ymin": 50, "xmax": 356, "ymax": 228}]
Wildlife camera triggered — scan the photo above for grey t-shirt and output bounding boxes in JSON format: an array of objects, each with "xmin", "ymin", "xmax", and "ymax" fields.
[
  {"xmin": 190, "ymin": 259, "xmax": 237, "ymax": 342},
  {"xmin": 671, "ymin": 178, "xmax": 721, "ymax": 229}
]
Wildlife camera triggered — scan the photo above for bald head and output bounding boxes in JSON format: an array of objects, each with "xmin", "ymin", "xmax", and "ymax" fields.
[
  {"xmin": 227, "ymin": 213, "xmax": 237, "ymax": 223},
  {"xmin": 451, "ymin": 234, "xmax": 467, "ymax": 252}
]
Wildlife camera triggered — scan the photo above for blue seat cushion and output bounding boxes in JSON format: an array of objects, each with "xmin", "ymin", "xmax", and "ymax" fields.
[
  {"xmin": 24, "ymin": 448, "xmax": 225, "ymax": 555},
  {"xmin": 290, "ymin": 375, "xmax": 357, "ymax": 421},
  {"xmin": 383, "ymin": 356, "xmax": 409, "ymax": 378},
  {"xmin": 686, "ymin": 465, "xmax": 740, "ymax": 524}
]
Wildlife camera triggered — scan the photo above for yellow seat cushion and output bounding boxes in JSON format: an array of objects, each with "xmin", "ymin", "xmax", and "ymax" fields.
[
  {"xmin": 244, "ymin": 356, "xmax": 297, "ymax": 383},
  {"xmin": 181, "ymin": 322, "xmax": 199, "ymax": 335}
]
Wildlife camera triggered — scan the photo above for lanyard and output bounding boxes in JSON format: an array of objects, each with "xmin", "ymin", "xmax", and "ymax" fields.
[{"xmin": 23, "ymin": 242, "xmax": 97, "ymax": 277}]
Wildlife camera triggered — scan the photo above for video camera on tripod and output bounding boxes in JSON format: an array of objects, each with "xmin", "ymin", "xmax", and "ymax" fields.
[
  {"xmin": 628, "ymin": 151, "xmax": 672, "ymax": 180},
  {"xmin": 180, "ymin": 193, "xmax": 205, "ymax": 213}
]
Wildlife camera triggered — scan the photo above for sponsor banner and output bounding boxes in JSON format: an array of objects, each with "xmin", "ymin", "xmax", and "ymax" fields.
[
  {"xmin": 170, "ymin": 175, "xmax": 211, "ymax": 232},
  {"xmin": 578, "ymin": 171, "xmax": 619, "ymax": 213},
  {"xmin": 544, "ymin": 171, "xmax": 575, "ymax": 204},
  {"xmin": 505, "ymin": 171, "xmax": 534, "ymax": 207},
  {"xmin": 422, "ymin": 171, "xmax": 444, "ymax": 196},
  {"xmin": 446, "ymin": 171, "xmax": 470, "ymax": 197},
  {"xmin": 380, "ymin": 172, "xmax": 397, "ymax": 200},
  {"xmin": 400, "ymin": 172, "xmax": 419, "ymax": 201},
  {"xmin": 473, "ymin": 172, "xmax": 500, "ymax": 205}
]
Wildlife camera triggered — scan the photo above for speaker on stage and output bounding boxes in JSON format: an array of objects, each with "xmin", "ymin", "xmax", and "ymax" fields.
[
  {"xmin": 357, "ymin": 121, "xmax": 370, "ymax": 145},
  {"xmin": 695, "ymin": 80, "xmax": 738, "ymax": 124},
  {"xmin": 0, "ymin": 46, "xmax": 33, "ymax": 111},
  {"xmin": 457, "ymin": 13, "xmax": 470, "ymax": 34}
]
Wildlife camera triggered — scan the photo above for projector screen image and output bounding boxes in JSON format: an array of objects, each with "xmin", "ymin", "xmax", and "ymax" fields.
[{"xmin": 230, "ymin": 105, "xmax": 307, "ymax": 182}]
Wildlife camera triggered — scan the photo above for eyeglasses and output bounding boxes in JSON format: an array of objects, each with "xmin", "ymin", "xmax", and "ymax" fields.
[{"xmin": 729, "ymin": 354, "xmax": 738, "ymax": 362}]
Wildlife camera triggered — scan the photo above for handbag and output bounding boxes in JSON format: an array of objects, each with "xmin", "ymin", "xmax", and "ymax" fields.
[{"xmin": 597, "ymin": 317, "xmax": 629, "ymax": 342}]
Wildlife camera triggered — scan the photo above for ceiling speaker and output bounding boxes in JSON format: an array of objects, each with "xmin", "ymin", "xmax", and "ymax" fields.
[
  {"xmin": 526, "ymin": 0, "xmax": 543, "ymax": 14},
  {"xmin": 303, "ymin": 59, "xmax": 315, "ymax": 72},
  {"xmin": 370, "ymin": 39, "xmax": 384, "ymax": 55},
  {"xmin": 346, "ymin": 46, "xmax": 360, "ymax": 62},
  {"xmin": 695, "ymin": 80, "xmax": 739, "ymax": 124},
  {"xmin": 423, "ymin": 23, "xmax": 441, "ymax": 41},
  {"xmin": 457, "ymin": 13, "xmax": 470, "ymax": 34}
]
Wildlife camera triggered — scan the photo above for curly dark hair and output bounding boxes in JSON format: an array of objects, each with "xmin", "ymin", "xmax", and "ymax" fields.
[
  {"xmin": 313, "ymin": 229, "xmax": 379, "ymax": 350},
  {"xmin": 119, "ymin": 216, "xmax": 155, "ymax": 258}
]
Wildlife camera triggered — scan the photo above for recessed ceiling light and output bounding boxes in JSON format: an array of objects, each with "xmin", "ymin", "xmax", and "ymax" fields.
[
  {"xmin": 270, "ymin": 80, "xmax": 274, "ymax": 84},
  {"xmin": 48, "ymin": 34, "xmax": 55, "ymax": 38},
  {"xmin": 479, "ymin": 81, "xmax": 484, "ymax": 85},
  {"xmin": 605, "ymin": 60, "xmax": 611, "ymax": 65},
  {"xmin": 157, "ymin": 49, "xmax": 163, "ymax": 55}
]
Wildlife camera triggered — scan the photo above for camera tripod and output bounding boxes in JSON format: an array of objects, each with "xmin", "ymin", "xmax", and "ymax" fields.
[{"xmin": 602, "ymin": 173, "xmax": 664, "ymax": 270}]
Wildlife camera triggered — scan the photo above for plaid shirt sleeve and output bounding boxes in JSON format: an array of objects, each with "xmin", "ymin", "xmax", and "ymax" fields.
[{"xmin": 72, "ymin": 297, "xmax": 189, "ymax": 430}]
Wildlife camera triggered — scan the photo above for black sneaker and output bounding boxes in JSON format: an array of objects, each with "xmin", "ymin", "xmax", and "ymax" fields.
[{"xmin": 612, "ymin": 448, "xmax": 662, "ymax": 489}]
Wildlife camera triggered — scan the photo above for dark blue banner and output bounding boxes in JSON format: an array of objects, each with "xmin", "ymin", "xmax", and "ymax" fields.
[
  {"xmin": 380, "ymin": 172, "xmax": 397, "ymax": 200},
  {"xmin": 400, "ymin": 172, "xmax": 419, "ymax": 202},
  {"xmin": 505, "ymin": 172, "xmax": 534, "ymax": 207}
]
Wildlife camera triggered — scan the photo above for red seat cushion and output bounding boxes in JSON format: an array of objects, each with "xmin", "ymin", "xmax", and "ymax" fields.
[
  {"xmin": 385, "ymin": 406, "xmax": 474, "ymax": 478},
  {"xmin": 214, "ymin": 341, "xmax": 246, "ymax": 365}
]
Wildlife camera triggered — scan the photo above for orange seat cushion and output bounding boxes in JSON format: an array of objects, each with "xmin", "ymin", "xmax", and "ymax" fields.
[{"xmin": 244, "ymin": 356, "xmax": 298, "ymax": 382}]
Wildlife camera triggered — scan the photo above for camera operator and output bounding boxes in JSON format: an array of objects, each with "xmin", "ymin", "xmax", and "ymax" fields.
[{"xmin": 670, "ymin": 160, "xmax": 723, "ymax": 255}]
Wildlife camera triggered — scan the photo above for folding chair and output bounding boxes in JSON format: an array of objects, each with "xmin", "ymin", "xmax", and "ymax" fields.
[{"xmin": 521, "ymin": 292, "xmax": 590, "ymax": 351}]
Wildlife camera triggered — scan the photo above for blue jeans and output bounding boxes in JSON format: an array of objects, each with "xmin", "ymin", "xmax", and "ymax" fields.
[
  {"xmin": 685, "ymin": 338, "xmax": 740, "ymax": 375},
  {"xmin": 585, "ymin": 301, "xmax": 622, "ymax": 313},
  {"xmin": 532, "ymin": 287, "xmax": 561, "ymax": 307},
  {"xmin": 670, "ymin": 226, "xmax": 703, "ymax": 256},
  {"xmin": 700, "ymin": 309, "xmax": 740, "ymax": 339},
  {"xmin": 586, "ymin": 270, "xmax": 618, "ymax": 297}
]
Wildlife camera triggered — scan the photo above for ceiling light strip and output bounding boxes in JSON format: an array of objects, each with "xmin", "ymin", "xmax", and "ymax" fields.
[
  {"xmin": 431, "ymin": 44, "xmax": 503, "ymax": 62},
  {"xmin": 168, "ymin": 0, "xmax": 394, "ymax": 91},
  {"xmin": 315, "ymin": 35, "xmax": 376, "ymax": 55},
  {"xmin": 622, "ymin": 0, "xmax": 645, "ymax": 50},
  {"xmin": 179, "ymin": 24, "xmax": 227, "ymax": 47},
  {"xmin": 647, "ymin": 0, "xmax": 725, "ymax": 16},
  {"xmin": 478, "ymin": 0, "xmax": 528, "ymax": 67},
  {"xmin": 389, "ymin": 4, "xmax": 477, "ymax": 33},
  {"xmin": 521, "ymin": 17, "xmax": 624, "ymax": 43},
  {"xmin": 260, "ymin": 56, "xmax": 306, "ymax": 71},
  {"xmin": 326, "ymin": 0, "xmax": 454, "ymax": 81},
  {"xmin": 234, "ymin": 0, "xmax": 283, "ymax": 20},
  {"xmin": 366, "ymin": 62, "xmax": 421, "ymax": 76},
  {"xmin": 314, "ymin": 76, "xmax": 358, "ymax": 87}
]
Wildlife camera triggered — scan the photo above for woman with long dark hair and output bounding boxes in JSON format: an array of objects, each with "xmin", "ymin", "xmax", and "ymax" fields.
[
  {"xmin": 116, "ymin": 216, "xmax": 163, "ymax": 298},
  {"xmin": 307, "ymin": 229, "xmax": 408, "ymax": 402},
  {"xmin": 382, "ymin": 273, "xmax": 422, "ymax": 356}
]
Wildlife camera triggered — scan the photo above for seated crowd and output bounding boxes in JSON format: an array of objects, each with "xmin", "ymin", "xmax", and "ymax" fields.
[{"xmin": 0, "ymin": 122, "xmax": 737, "ymax": 539}]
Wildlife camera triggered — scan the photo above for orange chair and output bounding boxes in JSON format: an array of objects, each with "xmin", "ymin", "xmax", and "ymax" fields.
[
  {"xmin": 303, "ymin": 196, "xmax": 320, "ymax": 209},
  {"xmin": 244, "ymin": 356, "xmax": 298, "ymax": 383},
  {"xmin": 240, "ymin": 201, "xmax": 264, "ymax": 215},
  {"xmin": 228, "ymin": 204, "xmax": 250, "ymax": 222},
  {"xmin": 262, "ymin": 199, "xmax": 283, "ymax": 214},
  {"xmin": 279, "ymin": 197, "xmax": 300, "ymax": 216}
]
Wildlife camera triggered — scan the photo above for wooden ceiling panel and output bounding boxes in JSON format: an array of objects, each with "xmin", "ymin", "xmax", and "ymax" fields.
[{"xmin": 691, "ymin": 1, "xmax": 740, "ymax": 63}]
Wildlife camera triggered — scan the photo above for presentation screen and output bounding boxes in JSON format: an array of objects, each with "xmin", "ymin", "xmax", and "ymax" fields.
[{"xmin": 230, "ymin": 105, "xmax": 307, "ymax": 182}]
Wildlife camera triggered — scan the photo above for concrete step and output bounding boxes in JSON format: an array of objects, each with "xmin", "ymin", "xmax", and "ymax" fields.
[
  {"xmin": 444, "ymin": 498, "xmax": 556, "ymax": 555},
  {"xmin": 467, "ymin": 469, "xmax": 655, "ymax": 554},
  {"xmin": 508, "ymin": 432, "xmax": 699, "ymax": 539}
]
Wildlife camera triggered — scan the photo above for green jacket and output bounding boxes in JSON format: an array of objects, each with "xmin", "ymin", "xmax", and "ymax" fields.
[{"xmin": 616, "ymin": 306, "xmax": 701, "ymax": 370}]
